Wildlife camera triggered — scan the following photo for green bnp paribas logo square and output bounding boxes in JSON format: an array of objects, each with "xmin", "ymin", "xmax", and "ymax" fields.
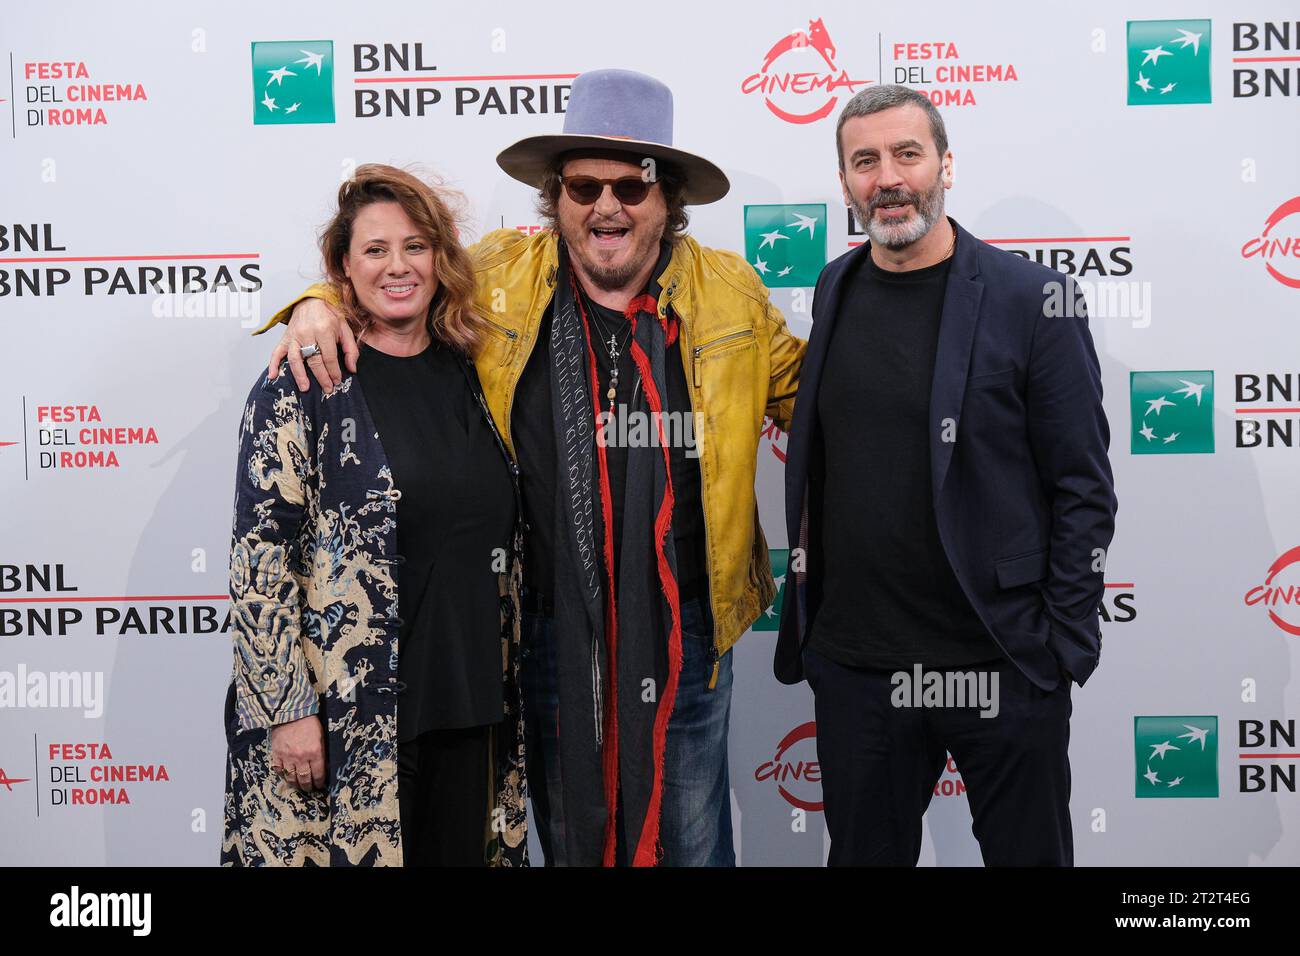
[
  {"xmin": 752, "ymin": 548, "xmax": 788, "ymax": 632},
  {"xmin": 1126, "ymin": 19, "xmax": 1211, "ymax": 105},
  {"xmin": 1134, "ymin": 716, "xmax": 1218, "ymax": 798},
  {"xmin": 251, "ymin": 41, "xmax": 335, "ymax": 125},
  {"xmin": 1130, "ymin": 370, "xmax": 1213, "ymax": 454},
  {"xmin": 743, "ymin": 204, "xmax": 826, "ymax": 288}
]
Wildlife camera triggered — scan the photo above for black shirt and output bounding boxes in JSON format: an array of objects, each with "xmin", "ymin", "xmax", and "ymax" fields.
[
  {"xmin": 808, "ymin": 252, "xmax": 1000, "ymax": 669},
  {"xmin": 357, "ymin": 341, "xmax": 514, "ymax": 741},
  {"xmin": 512, "ymin": 298, "xmax": 708, "ymax": 605}
]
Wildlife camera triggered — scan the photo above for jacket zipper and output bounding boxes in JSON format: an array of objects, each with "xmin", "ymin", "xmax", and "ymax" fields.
[
  {"xmin": 692, "ymin": 328, "xmax": 755, "ymax": 387},
  {"xmin": 484, "ymin": 316, "xmax": 519, "ymax": 341},
  {"xmin": 678, "ymin": 314, "xmax": 723, "ymax": 671}
]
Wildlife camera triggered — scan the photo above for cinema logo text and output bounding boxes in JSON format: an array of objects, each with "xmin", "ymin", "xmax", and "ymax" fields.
[
  {"xmin": 754, "ymin": 721, "xmax": 823, "ymax": 811},
  {"xmin": 741, "ymin": 18, "xmax": 870, "ymax": 124},
  {"xmin": 1243, "ymin": 546, "xmax": 1300, "ymax": 637},
  {"xmin": 0, "ymin": 564, "xmax": 231, "ymax": 636},
  {"xmin": 891, "ymin": 40, "xmax": 1020, "ymax": 107},
  {"xmin": 1240, "ymin": 196, "xmax": 1300, "ymax": 290},
  {"xmin": 933, "ymin": 754, "xmax": 966, "ymax": 799},
  {"xmin": 31, "ymin": 404, "xmax": 158, "ymax": 471},
  {"xmin": 21, "ymin": 60, "xmax": 147, "ymax": 128},
  {"xmin": 47, "ymin": 742, "xmax": 170, "ymax": 808}
]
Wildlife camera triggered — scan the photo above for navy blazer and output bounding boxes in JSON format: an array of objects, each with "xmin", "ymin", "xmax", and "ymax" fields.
[{"xmin": 776, "ymin": 220, "xmax": 1117, "ymax": 690}]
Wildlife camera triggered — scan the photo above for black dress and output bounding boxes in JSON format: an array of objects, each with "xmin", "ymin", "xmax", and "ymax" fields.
[{"xmin": 356, "ymin": 339, "xmax": 517, "ymax": 866}]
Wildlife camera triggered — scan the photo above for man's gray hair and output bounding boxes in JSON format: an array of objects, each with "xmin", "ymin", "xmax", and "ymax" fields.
[{"xmin": 835, "ymin": 85, "xmax": 949, "ymax": 169}]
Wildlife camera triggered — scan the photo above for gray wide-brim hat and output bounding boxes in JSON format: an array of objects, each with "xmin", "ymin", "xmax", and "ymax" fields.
[{"xmin": 496, "ymin": 68, "xmax": 730, "ymax": 205}]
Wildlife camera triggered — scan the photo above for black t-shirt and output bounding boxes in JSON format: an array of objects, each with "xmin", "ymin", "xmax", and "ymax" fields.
[
  {"xmin": 357, "ymin": 341, "xmax": 514, "ymax": 741},
  {"xmin": 512, "ymin": 298, "xmax": 708, "ymax": 605},
  {"xmin": 808, "ymin": 253, "xmax": 1000, "ymax": 669}
]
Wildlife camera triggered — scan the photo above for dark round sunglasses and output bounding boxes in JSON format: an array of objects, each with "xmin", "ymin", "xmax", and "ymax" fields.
[{"xmin": 560, "ymin": 175, "xmax": 656, "ymax": 206}]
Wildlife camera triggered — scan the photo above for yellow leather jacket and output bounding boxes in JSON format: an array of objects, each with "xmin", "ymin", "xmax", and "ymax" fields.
[{"xmin": 264, "ymin": 228, "xmax": 806, "ymax": 657}]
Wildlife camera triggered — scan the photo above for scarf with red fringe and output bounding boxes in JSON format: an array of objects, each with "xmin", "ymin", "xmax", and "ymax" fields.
[{"xmin": 548, "ymin": 239, "xmax": 682, "ymax": 866}]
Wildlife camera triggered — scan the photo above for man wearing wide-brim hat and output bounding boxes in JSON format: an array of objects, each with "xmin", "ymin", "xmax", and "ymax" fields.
[{"xmin": 262, "ymin": 68, "xmax": 806, "ymax": 867}]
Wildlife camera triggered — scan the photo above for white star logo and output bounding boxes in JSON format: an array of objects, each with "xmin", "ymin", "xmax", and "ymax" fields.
[
  {"xmin": 1149, "ymin": 740, "xmax": 1180, "ymax": 760},
  {"xmin": 1142, "ymin": 45, "xmax": 1173, "ymax": 67},
  {"xmin": 267, "ymin": 66, "xmax": 296, "ymax": 86},
  {"xmin": 285, "ymin": 102, "xmax": 301, "ymax": 114},
  {"xmin": 753, "ymin": 257, "xmax": 770, "ymax": 275},
  {"xmin": 787, "ymin": 213, "xmax": 818, "ymax": 237},
  {"xmin": 1167, "ymin": 776, "xmax": 1184, "ymax": 788},
  {"xmin": 1144, "ymin": 767, "xmax": 1160, "ymax": 785},
  {"xmin": 1159, "ymin": 82, "xmax": 1177, "ymax": 95},
  {"xmin": 1178, "ymin": 724, "xmax": 1210, "ymax": 749},
  {"xmin": 777, "ymin": 266, "xmax": 793, "ymax": 277},
  {"xmin": 261, "ymin": 93, "xmax": 277, "ymax": 112},
  {"xmin": 1146, "ymin": 396, "xmax": 1174, "ymax": 416},
  {"xmin": 1172, "ymin": 29, "xmax": 1202, "ymax": 56},
  {"xmin": 1173, "ymin": 380, "xmax": 1206, "ymax": 405},
  {"xmin": 758, "ymin": 229, "xmax": 789, "ymax": 250},
  {"xmin": 1135, "ymin": 72, "xmax": 1153, "ymax": 93},
  {"xmin": 295, "ymin": 50, "xmax": 326, "ymax": 74},
  {"xmin": 1162, "ymin": 432, "xmax": 1179, "ymax": 444},
  {"xmin": 1139, "ymin": 424, "xmax": 1157, "ymax": 442}
]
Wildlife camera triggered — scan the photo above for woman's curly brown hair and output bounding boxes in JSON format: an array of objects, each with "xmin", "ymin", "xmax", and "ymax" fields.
[{"xmin": 320, "ymin": 164, "xmax": 484, "ymax": 355}]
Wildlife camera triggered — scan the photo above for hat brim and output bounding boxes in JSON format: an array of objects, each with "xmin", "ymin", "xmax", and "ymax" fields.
[{"xmin": 496, "ymin": 134, "xmax": 730, "ymax": 205}]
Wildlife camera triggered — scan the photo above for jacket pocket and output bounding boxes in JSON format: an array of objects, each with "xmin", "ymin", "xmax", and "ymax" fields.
[
  {"xmin": 995, "ymin": 548, "xmax": 1048, "ymax": 588},
  {"xmin": 967, "ymin": 368, "xmax": 1016, "ymax": 390},
  {"xmin": 481, "ymin": 316, "xmax": 520, "ymax": 367},
  {"xmin": 692, "ymin": 328, "xmax": 755, "ymax": 387}
]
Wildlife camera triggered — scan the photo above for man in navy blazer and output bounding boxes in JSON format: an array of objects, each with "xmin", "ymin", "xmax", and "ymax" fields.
[{"xmin": 776, "ymin": 85, "xmax": 1116, "ymax": 866}]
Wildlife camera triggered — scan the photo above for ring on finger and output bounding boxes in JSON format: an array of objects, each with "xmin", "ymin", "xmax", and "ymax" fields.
[{"xmin": 300, "ymin": 342, "xmax": 321, "ymax": 360}]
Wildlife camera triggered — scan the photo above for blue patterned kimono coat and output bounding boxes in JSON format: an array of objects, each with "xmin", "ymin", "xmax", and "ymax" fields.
[{"xmin": 220, "ymin": 357, "xmax": 528, "ymax": 866}]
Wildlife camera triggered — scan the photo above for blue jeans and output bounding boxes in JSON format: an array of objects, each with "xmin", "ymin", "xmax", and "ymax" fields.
[{"xmin": 521, "ymin": 595, "xmax": 735, "ymax": 866}]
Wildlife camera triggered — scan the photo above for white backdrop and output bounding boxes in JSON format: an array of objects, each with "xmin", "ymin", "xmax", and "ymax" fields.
[{"xmin": 3, "ymin": 0, "xmax": 1299, "ymax": 866}]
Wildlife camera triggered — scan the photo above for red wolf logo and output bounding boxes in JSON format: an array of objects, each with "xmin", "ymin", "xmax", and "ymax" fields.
[
  {"xmin": 743, "ymin": 18, "xmax": 867, "ymax": 125},
  {"xmin": 760, "ymin": 18, "xmax": 838, "ymax": 73}
]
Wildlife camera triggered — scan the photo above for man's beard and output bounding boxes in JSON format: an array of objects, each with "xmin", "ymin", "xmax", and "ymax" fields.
[
  {"xmin": 563, "ymin": 219, "xmax": 664, "ymax": 292},
  {"xmin": 850, "ymin": 171, "xmax": 946, "ymax": 250}
]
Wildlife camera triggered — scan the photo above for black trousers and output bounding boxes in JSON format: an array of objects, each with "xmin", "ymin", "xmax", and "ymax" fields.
[
  {"xmin": 803, "ymin": 646, "xmax": 1073, "ymax": 866},
  {"xmin": 396, "ymin": 724, "xmax": 493, "ymax": 867}
]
